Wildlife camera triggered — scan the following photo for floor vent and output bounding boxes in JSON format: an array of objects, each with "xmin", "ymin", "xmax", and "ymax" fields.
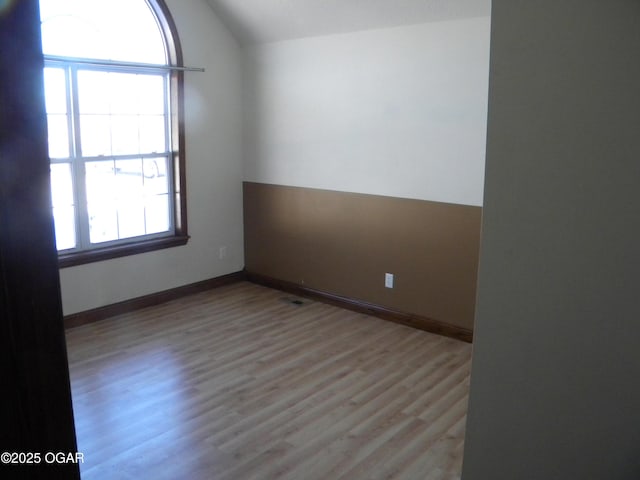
[{"xmin": 282, "ymin": 297, "xmax": 306, "ymax": 306}]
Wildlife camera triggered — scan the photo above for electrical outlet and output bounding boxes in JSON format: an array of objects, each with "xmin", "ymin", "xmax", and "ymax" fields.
[
  {"xmin": 385, "ymin": 273, "xmax": 394, "ymax": 289},
  {"xmin": 219, "ymin": 246, "xmax": 227, "ymax": 260}
]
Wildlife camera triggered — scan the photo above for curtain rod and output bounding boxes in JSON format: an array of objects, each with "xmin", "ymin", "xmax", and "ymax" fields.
[{"xmin": 43, "ymin": 55, "xmax": 205, "ymax": 72}]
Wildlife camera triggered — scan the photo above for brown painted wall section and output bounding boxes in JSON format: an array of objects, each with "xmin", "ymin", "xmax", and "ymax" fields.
[{"xmin": 243, "ymin": 182, "xmax": 482, "ymax": 331}]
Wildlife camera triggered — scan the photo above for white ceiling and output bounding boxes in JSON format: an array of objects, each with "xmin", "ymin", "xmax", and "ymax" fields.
[{"xmin": 205, "ymin": 0, "xmax": 491, "ymax": 45}]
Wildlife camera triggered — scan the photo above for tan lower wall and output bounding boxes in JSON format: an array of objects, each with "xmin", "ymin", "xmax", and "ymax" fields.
[{"xmin": 243, "ymin": 182, "xmax": 482, "ymax": 331}]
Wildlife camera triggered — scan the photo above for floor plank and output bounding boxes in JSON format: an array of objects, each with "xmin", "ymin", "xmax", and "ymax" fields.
[{"xmin": 65, "ymin": 282, "xmax": 471, "ymax": 479}]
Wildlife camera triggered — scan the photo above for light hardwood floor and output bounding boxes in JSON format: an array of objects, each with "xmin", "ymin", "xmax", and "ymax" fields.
[{"xmin": 65, "ymin": 281, "xmax": 472, "ymax": 480}]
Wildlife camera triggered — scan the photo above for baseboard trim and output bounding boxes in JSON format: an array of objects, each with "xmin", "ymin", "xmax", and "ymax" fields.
[
  {"xmin": 64, "ymin": 271, "xmax": 246, "ymax": 329},
  {"xmin": 245, "ymin": 271, "xmax": 473, "ymax": 343},
  {"xmin": 64, "ymin": 269, "xmax": 473, "ymax": 342}
]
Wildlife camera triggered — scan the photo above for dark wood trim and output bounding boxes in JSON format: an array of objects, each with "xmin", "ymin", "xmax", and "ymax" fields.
[
  {"xmin": 64, "ymin": 271, "xmax": 246, "ymax": 329},
  {"xmin": 58, "ymin": 234, "xmax": 189, "ymax": 268},
  {"xmin": 65, "ymin": 268, "xmax": 473, "ymax": 342},
  {"xmin": 151, "ymin": 0, "xmax": 188, "ymax": 240},
  {"xmin": 245, "ymin": 271, "xmax": 473, "ymax": 343}
]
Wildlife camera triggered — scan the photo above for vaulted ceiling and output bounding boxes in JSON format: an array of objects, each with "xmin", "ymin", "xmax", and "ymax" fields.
[{"xmin": 205, "ymin": 0, "xmax": 491, "ymax": 45}]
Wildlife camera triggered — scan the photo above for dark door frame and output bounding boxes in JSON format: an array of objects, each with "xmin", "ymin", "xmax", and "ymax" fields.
[{"xmin": 1, "ymin": 1, "xmax": 80, "ymax": 478}]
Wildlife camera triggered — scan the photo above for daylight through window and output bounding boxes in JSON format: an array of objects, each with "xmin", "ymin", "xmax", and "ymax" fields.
[{"xmin": 40, "ymin": 0, "xmax": 188, "ymax": 266}]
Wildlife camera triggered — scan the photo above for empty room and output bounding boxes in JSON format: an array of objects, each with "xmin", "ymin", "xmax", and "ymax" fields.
[{"xmin": 3, "ymin": 1, "xmax": 640, "ymax": 480}]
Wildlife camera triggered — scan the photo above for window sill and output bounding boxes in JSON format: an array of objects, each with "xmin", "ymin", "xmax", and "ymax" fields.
[{"xmin": 58, "ymin": 234, "xmax": 190, "ymax": 268}]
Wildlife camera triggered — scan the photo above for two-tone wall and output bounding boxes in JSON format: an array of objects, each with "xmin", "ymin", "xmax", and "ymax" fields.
[
  {"xmin": 243, "ymin": 17, "xmax": 490, "ymax": 332},
  {"xmin": 244, "ymin": 183, "xmax": 482, "ymax": 333},
  {"xmin": 58, "ymin": 8, "xmax": 492, "ymax": 334}
]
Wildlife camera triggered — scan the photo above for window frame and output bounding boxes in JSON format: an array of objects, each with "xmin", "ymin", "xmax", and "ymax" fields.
[{"xmin": 43, "ymin": 0, "xmax": 189, "ymax": 268}]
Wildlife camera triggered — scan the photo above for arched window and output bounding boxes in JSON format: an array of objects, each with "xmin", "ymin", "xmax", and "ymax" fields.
[{"xmin": 40, "ymin": 0, "xmax": 188, "ymax": 266}]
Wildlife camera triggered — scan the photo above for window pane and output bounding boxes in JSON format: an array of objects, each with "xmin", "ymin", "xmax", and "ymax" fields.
[
  {"xmin": 85, "ymin": 159, "xmax": 170, "ymax": 242},
  {"xmin": 53, "ymin": 206, "xmax": 76, "ymax": 250},
  {"xmin": 43, "ymin": 68, "xmax": 69, "ymax": 158},
  {"xmin": 137, "ymin": 75, "xmax": 165, "ymax": 114},
  {"xmin": 114, "ymin": 160, "xmax": 144, "ymax": 229},
  {"xmin": 115, "ymin": 159, "xmax": 143, "ymax": 180},
  {"xmin": 117, "ymin": 203, "xmax": 145, "ymax": 239},
  {"xmin": 50, "ymin": 163, "xmax": 74, "ymax": 207},
  {"xmin": 88, "ymin": 204, "xmax": 118, "ymax": 243},
  {"xmin": 145, "ymin": 194, "xmax": 170, "ymax": 234},
  {"xmin": 139, "ymin": 115, "xmax": 165, "ymax": 154},
  {"xmin": 39, "ymin": 0, "xmax": 166, "ymax": 64},
  {"xmin": 85, "ymin": 161, "xmax": 115, "ymax": 205},
  {"xmin": 43, "ymin": 67, "xmax": 66, "ymax": 114},
  {"xmin": 50, "ymin": 163, "xmax": 76, "ymax": 250},
  {"xmin": 86, "ymin": 160, "xmax": 118, "ymax": 242},
  {"xmin": 78, "ymin": 71, "xmax": 166, "ymax": 116},
  {"xmin": 109, "ymin": 73, "xmax": 142, "ymax": 115},
  {"xmin": 111, "ymin": 115, "xmax": 140, "ymax": 155},
  {"xmin": 143, "ymin": 158, "xmax": 168, "ymax": 184},
  {"xmin": 46, "ymin": 114, "xmax": 70, "ymax": 158},
  {"xmin": 80, "ymin": 115, "xmax": 111, "ymax": 157},
  {"xmin": 78, "ymin": 72, "xmax": 168, "ymax": 156},
  {"xmin": 77, "ymin": 71, "xmax": 110, "ymax": 114}
]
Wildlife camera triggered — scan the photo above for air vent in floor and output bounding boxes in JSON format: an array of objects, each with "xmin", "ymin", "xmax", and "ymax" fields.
[{"xmin": 281, "ymin": 297, "xmax": 307, "ymax": 306}]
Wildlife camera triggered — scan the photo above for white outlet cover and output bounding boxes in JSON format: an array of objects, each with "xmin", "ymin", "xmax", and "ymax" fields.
[{"xmin": 385, "ymin": 273, "xmax": 394, "ymax": 288}]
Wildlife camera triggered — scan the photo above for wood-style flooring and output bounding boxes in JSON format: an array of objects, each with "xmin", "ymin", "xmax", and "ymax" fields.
[{"xmin": 65, "ymin": 281, "xmax": 472, "ymax": 479}]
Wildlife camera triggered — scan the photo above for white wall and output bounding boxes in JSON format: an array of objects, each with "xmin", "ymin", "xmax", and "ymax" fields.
[
  {"xmin": 59, "ymin": 0, "xmax": 244, "ymax": 315},
  {"xmin": 463, "ymin": 1, "xmax": 640, "ymax": 478},
  {"xmin": 243, "ymin": 17, "xmax": 490, "ymax": 207}
]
